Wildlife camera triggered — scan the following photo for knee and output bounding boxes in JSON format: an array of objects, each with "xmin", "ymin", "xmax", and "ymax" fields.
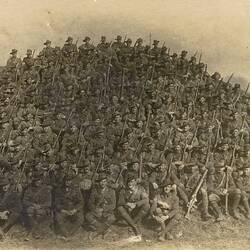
[
  {"xmin": 209, "ymin": 193, "xmax": 219, "ymax": 202},
  {"xmin": 85, "ymin": 212, "xmax": 95, "ymax": 223},
  {"xmin": 141, "ymin": 201, "xmax": 150, "ymax": 212},
  {"xmin": 232, "ymin": 188, "xmax": 242, "ymax": 197}
]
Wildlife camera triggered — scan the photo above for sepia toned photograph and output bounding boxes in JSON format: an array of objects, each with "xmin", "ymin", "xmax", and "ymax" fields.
[{"xmin": 0, "ymin": 0, "xmax": 250, "ymax": 249}]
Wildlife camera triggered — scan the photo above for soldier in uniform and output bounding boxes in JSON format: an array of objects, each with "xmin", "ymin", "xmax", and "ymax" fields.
[
  {"xmin": 97, "ymin": 36, "xmax": 109, "ymax": 52},
  {"xmin": 117, "ymin": 177, "xmax": 150, "ymax": 237},
  {"xmin": 6, "ymin": 49, "xmax": 21, "ymax": 80},
  {"xmin": 150, "ymin": 184, "xmax": 180, "ymax": 241},
  {"xmin": 0, "ymin": 177, "xmax": 22, "ymax": 237},
  {"xmin": 22, "ymin": 172, "xmax": 52, "ymax": 239},
  {"xmin": 54, "ymin": 175, "xmax": 84, "ymax": 238},
  {"xmin": 85, "ymin": 175, "xmax": 116, "ymax": 239}
]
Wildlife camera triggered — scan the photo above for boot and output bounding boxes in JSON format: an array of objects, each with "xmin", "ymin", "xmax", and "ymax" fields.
[
  {"xmin": 118, "ymin": 207, "xmax": 141, "ymax": 236},
  {"xmin": 201, "ymin": 191, "xmax": 213, "ymax": 221},
  {"xmin": 242, "ymin": 197, "xmax": 250, "ymax": 219},
  {"xmin": 232, "ymin": 194, "xmax": 241, "ymax": 220},
  {"xmin": 211, "ymin": 202, "xmax": 224, "ymax": 222}
]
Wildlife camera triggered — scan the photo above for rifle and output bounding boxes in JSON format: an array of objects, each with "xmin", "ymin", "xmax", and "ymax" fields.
[
  {"xmin": 244, "ymin": 83, "xmax": 250, "ymax": 95},
  {"xmin": 215, "ymin": 77, "xmax": 223, "ymax": 92},
  {"xmin": 139, "ymin": 153, "xmax": 143, "ymax": 181},
  {"xmin": 149, "ymin": 33, "xmax": 152, "ymax": 49},
  {"xmin": 185, "ymin": 169, "xmax": 208, "ymax": 220},
  {"xmin": 119, "ymin": 68, "xmax": 125, "ymax": 100},
  {"xmin": 198, "ymin": 53, "xmax": 202, "ymax": 64},
  {"xmin": 185, "ymin": 131, "xmax": 212, "ymax": 219},
  {"xmin": 227, "ymin": 73, "xmax": 234, "ymax": 84},
  {"xmin": 15, "ymin": 145, "xmax": 29, "ymax": 190},
  {"xmin": 134, "ymin": 109, "xmax": 151, "ymax": 155},
  {"xmin": 91, "ymin": 146, "xmax": 105, "ymax": 181},
  {"xmin": 225, "ymin": 141, "xmax": 237, "ymax": 215},
  {"xmin": 160, "ymin": 128, "xmax": 173, "ymax": 160},
  {"xmin": 53, "ymin": 109, "xmax": 74, "ymax": 149}
]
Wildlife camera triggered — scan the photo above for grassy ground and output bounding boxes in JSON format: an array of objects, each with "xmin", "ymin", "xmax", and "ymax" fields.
[{"xmin": 1, "ymin": 214, "xmax": 250, "ymax": 250}]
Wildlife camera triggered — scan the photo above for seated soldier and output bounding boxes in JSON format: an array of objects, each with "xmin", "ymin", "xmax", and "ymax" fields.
[
  {"xmin": 0, "ymin": 177, "xmax": 22, "ymax": 237},
  {"xmin": 22, "ymin": 172, "xmax": 52, "ymax": 239},
  {"xmin": 208, "ymin": 161, "xmax": 242, "ymax": 221},
  {"xmin": 54, "ymin": 175, "xmax": 84, "ymax": 239},
  {"xmin": 85, "ymin": 174, "xmax": 116, "ymax": 240},
  {"xmin": 117, "ymin": 177, "xmax": 150, "ymax": 238},
  {"xmin": 150, "ymin": 184, "xmax": 180, "ymax": 241},
  {"xmin": 232, "ymin": 166, "xmax": 250, "ymax": 219}
]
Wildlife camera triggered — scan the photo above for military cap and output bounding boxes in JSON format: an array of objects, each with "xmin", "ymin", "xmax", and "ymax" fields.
[
  {"xmin": 0, "ymin": 178, "xmax": 9, "ymax": 186},
  {"xmin": 153, "ymin": 40, "xmax": 159, "ymax": 45},
  {"xmin": 181, "ymin": 50, "xmax": 188, "ymax": 55},
  {"xmin": 214, "ymin": 160, "xmax": 225, "ymax": 168},
  {"xmin": 83, "ymin": 36, "xmax": 91, "ymax": 42},
  {"xmin": 116, "ymin": 35, "xmax": 122, "ymax": 40},
  {"xmin": 10, "ymin": 49, "xmax": 17, "ymax": 54},
  {"xmin": 171, "ymin": 53, "xmax": 177, "ymax": 58},
  {"xmin": 66, "ymin": 36, "xmax": 73, "ymax": 42},
  {"xmin": 44, "ymin": 40, "xmax": 51, "ymax": 45},
  {"xmin": 96, "ymin": 173, "xmax": 107, "ymax": 182},
  {"xmin": 233, "ymin": 83, "xmax": 241, "ymax": 89},
  {"xmin": 142, "ymin": 137, "xmax": 153, "ymax": 146},
  {"xmin": 101, "ymin": 36, "xmax": 106, "ymax": 40},
  {"xmin": 95, "ymin": 127, "xmax": 105, "ymax": 135},
  {"xmin": 137, "ymin": 38, "xmax": 143, "ymax": 42},
  {"xmin": 112, "ymin": 111, "xmax": 121, "ymax": 118},
  {"xmin": 126, "ymin": 38, "xmax": 132, "ymax": 43},
  {"xmin": 119, "ymin": 138, "xmax": 129, "ymax": 145}
]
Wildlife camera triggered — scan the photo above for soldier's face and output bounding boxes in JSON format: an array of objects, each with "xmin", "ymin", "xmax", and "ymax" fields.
[
  {"xmin": 163, "ymin": 185, "xmax": 172, "ymax": 194},
  {"xmin": 2, "ymin": 184, "xmax": 10, "ymax": 192},
  {"xmin": 130, "ymin": 163, "xmax": 138, "ymax": 171},
  {"xmin": 99, "ymin": 179, "xmax": 107, "ymax": 189},
  {"xmin": 122, "ymin": 142, "xmax": 129, "ymax": 150},
  {"xmin": 128, "ymin": 179, "xmax": 137, "ymax": 191}
]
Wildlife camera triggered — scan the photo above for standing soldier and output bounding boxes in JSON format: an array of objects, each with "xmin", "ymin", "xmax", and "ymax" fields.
[
  {"xmin": 6, "ymin": 49, "xmax": 21, "ymax": 81},
  {"xmin": 41, "ymin": 40, "xmax": 54, "ymax": 61},
  {"xmin": 97, "ymin": 36, "xmax": 109, "ymax": 52}
]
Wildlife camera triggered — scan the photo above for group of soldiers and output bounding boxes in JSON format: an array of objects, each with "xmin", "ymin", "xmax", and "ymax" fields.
[{"xmin": 0, "ymin": 34, "xmax": 250, "ymax": 242}]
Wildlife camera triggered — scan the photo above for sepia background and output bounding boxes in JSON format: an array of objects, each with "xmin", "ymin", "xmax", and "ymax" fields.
[{"xmin": 1, "ymin": 0, "xmax": 250, "ymax": 86}]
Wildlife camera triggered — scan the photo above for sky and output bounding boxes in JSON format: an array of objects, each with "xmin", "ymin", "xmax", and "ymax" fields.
[{"xmin": 1, "ymin": 0, "xmax": 250, "ymax": 86}]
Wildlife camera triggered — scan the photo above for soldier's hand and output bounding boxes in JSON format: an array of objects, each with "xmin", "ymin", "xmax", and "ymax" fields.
[
  {"xmin": 126, "ymin": 202, "xmax": 136, "ymax": 210},
  {"xmin": 152, "ymin": 183, "xmax": 159, "ymax": 189},
  {"xmin": 0, "ymin": 211, "xmax": 9, "ymax": 220},
  {"xmin": 221, "ymin": 188, "xmax": 228, "ymax": 195}
]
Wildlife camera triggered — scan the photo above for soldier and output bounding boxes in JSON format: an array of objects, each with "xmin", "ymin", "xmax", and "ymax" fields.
[
  {"xmin": 208, "ymin": 162, "xmax": 242, "ymax": 221},
  {"xmin": 78, "ymin": 36, "xmax": 95, "ymax": 66},
  {"xmin": 97, "ymin": 36, "xmax": 109, "ymax": 52},
  {"xmin": 6, "ymin": 49, "xmax": 21, "ymax": 80},
  {"xmin": 22, "ymin": 172, "xmax": 52, "ymax": 239},
  {"xmin": 117, "ymin": 177, "xmax": 150, "ymax": 237},
  {"xmin": 41, "ymin": 40, "xmax": 54, "ymax": 61},
  {"xmin": 85, "ymin": 174, "xmax": 116, "ymax": 239},
  {"xmin": 0, "ymin": 177, "xmax": 22, "ymax": 237},
  {"xmin": 22, "ymin": 49, "xmax": 35, "ymax": 72},
  {"xmin": 54, "ymin": 175, "xmax": 84, "ymax": 238},
  {"xmin": 150, "ymin": 184, "xmax": 180, "ymax": 241},
  {"xmin": 111, "ymin": 35, "xmax": 123, "ymax": 51},
  {"xmin": 177, "ymin": 50, "xmax": 189, "ymax": 75}
]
